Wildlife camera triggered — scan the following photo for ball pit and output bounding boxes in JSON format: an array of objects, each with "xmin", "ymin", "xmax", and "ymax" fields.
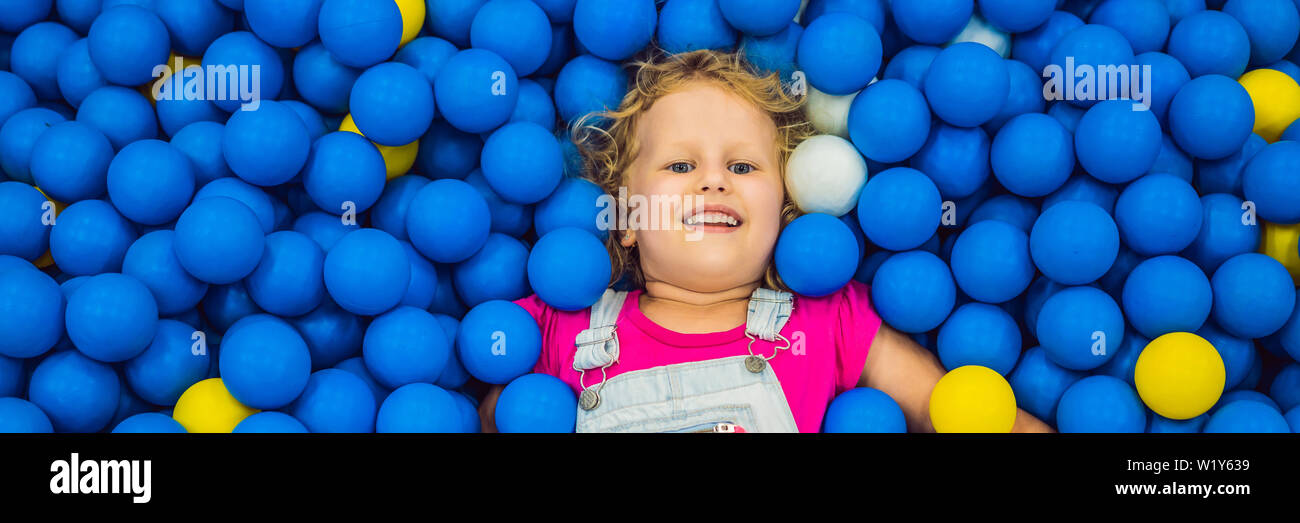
[{"xmin": 0, "ymin": 1, "xmax": 1293, "ymax": 436}]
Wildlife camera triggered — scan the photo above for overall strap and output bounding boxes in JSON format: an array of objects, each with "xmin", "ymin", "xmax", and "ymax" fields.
[
  {"xmin": 745, "ymin": 288, "xmax": 794, "ymax": 342},
  {"xmin": 573, "ymin": 289, "xmax": 628, "ymax": 371}
]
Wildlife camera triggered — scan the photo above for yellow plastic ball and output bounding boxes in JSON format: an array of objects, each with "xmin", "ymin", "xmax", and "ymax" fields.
[
  {"xmin": 1134, "ymin": 332, "xmax": 1225, "ymax": 420},
  {"xmin": 172, "ymin": 378, "xmax": 259, "ymax": 433},
  {"xmin": 395, "ymin": 0, "xmax": 426, "ymax": 46},
  {"xmin": 929, "ymin": 365, "xmax": 1017, "ymax": 433},
  {"xmin": 1260, "ymin": 220, "xmax": 1300, "ymax": 285},
  {"xmin": 340, "ymin": 113, "xmax": 418, "ymax": 180},
  {"xmin": 141, "ymin": 53, "xmax": 202, "ymax": 106},
  {"xmin": 1238, "ymin": 68, "xmax": 1300, "ymax": 143}
]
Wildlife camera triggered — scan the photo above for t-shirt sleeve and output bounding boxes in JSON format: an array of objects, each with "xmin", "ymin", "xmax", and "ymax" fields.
[
  {"xmin": 833, "ymin": 280, "xmax": 883, "ymax": 395},
  {"xmin": 513, "ymin": 294, "xmax": 558, "ymax": 377}
]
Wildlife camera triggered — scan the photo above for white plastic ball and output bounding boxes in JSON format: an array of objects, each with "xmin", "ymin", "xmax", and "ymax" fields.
[
  {"xmin": 947, "ymin": 13, "xmax": 1010, "ymax": 58},
  {"xmin": 785, "ymin": 134, "xmax": 868, "ymax": 216},
  {"xmin": 805, "ymin": 85, "xmax": 861, "ymax": 138}
]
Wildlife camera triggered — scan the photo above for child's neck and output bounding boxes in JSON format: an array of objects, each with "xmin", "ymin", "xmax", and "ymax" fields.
[{"xmin": 638, "ymin": 280, "xmax": 760, "ymax": 334}]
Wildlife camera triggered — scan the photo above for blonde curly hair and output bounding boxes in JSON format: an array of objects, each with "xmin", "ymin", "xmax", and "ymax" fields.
[{"xmin": 571, "ymin": 48, "xmax": 816, "ymax": 292}]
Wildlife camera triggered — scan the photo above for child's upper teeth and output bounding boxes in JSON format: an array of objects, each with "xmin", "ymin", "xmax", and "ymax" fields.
[{"xmin": 687, "ymin": 212, "xmax": 737, "ymax": 226}]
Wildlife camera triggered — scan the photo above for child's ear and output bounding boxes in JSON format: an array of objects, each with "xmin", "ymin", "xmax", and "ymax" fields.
[{"xmin": 620, "ymin": 229, "xmax": 636, "ymax": 247}]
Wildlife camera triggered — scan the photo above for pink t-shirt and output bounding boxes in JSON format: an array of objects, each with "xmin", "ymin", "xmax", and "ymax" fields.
[{"xmin": 514, "ymin": 279, "xmax": 883, "ymax": 433}]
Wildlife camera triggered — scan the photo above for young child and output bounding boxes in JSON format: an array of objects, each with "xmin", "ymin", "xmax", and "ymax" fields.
[{"xmin": 480, "ymin": 49, "xmax": 1053, "ymax": 433}]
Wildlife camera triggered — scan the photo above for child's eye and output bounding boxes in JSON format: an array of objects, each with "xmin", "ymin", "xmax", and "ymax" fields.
[
  {"xmin": 729, "ymin": 163, "xmax": 756, "ymax": 175},
  {"xmin": 668, "ymin": 162, "xmax": 694, "ymax": 174}
]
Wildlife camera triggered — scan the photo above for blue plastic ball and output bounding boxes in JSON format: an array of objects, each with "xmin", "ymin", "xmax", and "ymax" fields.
[
  {"xmin": 219, "ymin": 314, "xmax": 312, "ymax": 409},
  {"xmin": 1046, "ymin": 24, "xmax": 1136, "ymax": 110},
  {"xmin": 847, "ymin": 79, "xmax": 930, "ymax": 164},
  {"xmin": 1271, "ymin": 363, "xmax": 1300, "ymax": 412},
  {"xmin": 406, "ymin": 179, "xmax": 491, "ymax": 263},
  {"xmin": 937, "ymin": 303, "xmax": 1021, "ymax": 375},
  {"xmin": 86, "ymin": 6, "xmax": 170, "ymax": 87},
  {"xmin": 11, "ymin": 22, "xmax": 78, "ymax": 101},
  {"xmin": 29, "ymin": 121, "xmax": 113, "ymax": 202},
  {"xmin": 774, "ymin": 213, "xmax": 859, "ymax": 297},
  {"xmin": 924, "ymin": 43, "xmax": 1008, "ymax": 128},
  {"xmin": 244, "ymin": 0, "xmax": 322, "ymax": 48},
  {"xmin": 362, "ymin": 306, "xmax": 450, "ymax": 388},
  {"xmin": 1149, "ymin": 133, "xmax": 1194, "ymax": 183},
  {"xmin": 1204, "ymin": 400, "xmax": 1292, "ymax": 432},
  {"xmin": 154, "ymin": 79, "xmax": 225, "ymax": 139},
  {"xmin": 984, "ymin": 59, "xmax": 1048, "ymax": 134},
  {"xmin": 1008, "ymin": 346, "xmax": 1085, "ymax": 426},
  {"xmin": 424, "ymin": 0, "xmax": 486, "ymax": 47},
  {"xmin": 0, "ymin": 397, "xmax": 53, "ymax": 433},
  {"xmin": 323, "ymin": 228, "xmax": 410, "ymax": 316},
  {"xmin": 153, "ymin": 0, "xmax": 235, "ymax": 56},
  {"xmin": 534, "ymin": 0, "xmax": 576, "ymax": 24},
  {"xmin": 334, "ymin": 356, "xmax": 390, "ymax": 405},
  {"xmin": 293, "ymin": 211, "xmax": 358, "ymax": 251},
  {"xmin": 0, "ymin": 107, "xmax": 65, "ymax": 184},
  {"xmin": 0, "ymin": 72, "xmax": 37, "ymax": 127},
  {"xmin": 317, "ymin": 0, "xmax": 402, "ymax": 68},
  {"xmin": 201, "ymin": 31, "xmax": 285, "ymax": 112},
  {"xmin": 992, "ymin": 113, "xmax": 1074, "ymax": 197},
  {"xmin": 123, "ymin": 319, "xmax": 209, "ymax": 406},
  {"xmin": 1167, "ymin": 10, "xmax": 1251, "ymax": 78},
  {"xmin": 75, "ymin": 85, "xmax": 158, "ymax": 150},
  {"xmin": 1196, "ymin": 321, "xmax": 1256, "ymax": 391},
  {"xmin": 478, "ymin": 122, "xmax": 562, "ymax": 205},
  {"xmin": 855, "ymin": 167, "xmax": 940, "ymax": 251},
  {"xmin": 969, "ymin": 195, "xmax": 1040, "ymax": 232},
  {"xmin": 350, "ymin": 62, "xmax": 435, "ymax": 147},
  {"xmin": 1114, "ymin": 173, "xmax": 1203, "ymax": 256},
  {"xmin": 200, "ymin": 281, "xmax": 259, "ymax": 333},
  {"xmin": 244, "ymin": 231, "xmax": 325, "ymax": 317},
  {"xmin": 1169, "ymin": 75, "xmax": 1255, "ymax": 161},
  {"xmin": 289, "ymin": 298, "xmax": 365, "ymax": 369},
  {"xmin": 534, "ymin": 177, "xmax": 608, "ymax": 239},
  {"xmin": 470, "ymin": 0, "xmax": 552, "ymax": 76},
  {"xmin": 739, "ymin": 22, "xmax": 802, "ymax": 81},
  {"xmin": 0, "ymin": 0, "xmax": 53, "ymax": 33},
  {"xmin": 232, "ymin": 411, "xmax": 310, "ymax": 433},
  {"xmin": 1243, "ymin": 141, "xmax": 1300, "ymax": 224},
  {"xmin": 950, "ymin": 220, "xmax": 1034, "ymax": 303},
  {"xmin": 891, "ymin": 0, "xmax": 972, "ymax": 44},
  {"xmin": 1056, "ymin": 375, "xmax": 1146, "ymax": 432},
  {"xmin": 194, "ymin": 177, "xmax": 275, "ymax": 233},
  {"xmin": 527, "ymin": 227, "xmax": 609, "ymax": 309},
  {"xmin": 173, "ymin": 196, "xmax": 265, "ymax": 284},
  {"xmin": 66, "ymin": 273, "xmax": 158, "ymax": 363},
  {"xmin": 416, "ymin": 120, "xmax": 482, "ymax": 180},
  {"xmin": 870, "ymin": 250, "xmax": 956, "ymax": 333},
  {"xmin": 511, "ymin": 79, "xmax": 558, "ymax": 132},
  {"xmin": 457, "ymin": 300, "xmax": 541, "ymax": 384},
  {"xmin": 433, "ymin": 49, "xmax": 518, "ymax": 134},
  {"xmin": 1122, "ymin": 255, "xmax": 1212, "ymax": 338},
  {"xmin": 1223, "ymin": 0, "xmax": 1300, "ymax": 66},
  {"xmin": 27, "ymin": 350, "xmax": 120, "ymax": 433},
  {"xmin": 821, "ymin": 387, "xmax": 906, "ymax": 433},
  {"xmin": 454, "ymin": 233, "xmax": 529, "ymax": 307},
  {"xmin": 1037, "ymin": 286, "xmax": 1124, "ymax": 370},
  {"xmin": 376, "ymin": 382, "xmax": 462, "ymax": 432},
  {"xmin": 112, "ymin": 412, "xmax": 186, "ymax": 433},
  {"xmin": 292, "ymin": 41, "xmax": 360, "ymax": 114},
  {"xmin": 717, "ymin": 0, "xmax": 798, "ymax": 37},
  {"xmin": 222, "ymin": 100, "xmax": 310, "ymax": 187},
  {"xmin": 49, "ymin": 199, "xmax": 138, "ymax": 276},
  {"xmin": 1030, "ymin": 201, "xmax": 1119, "ymax": 285},
  {"xmin": 496, "ymin": 373, "xmax": 577, "ymax": 433},
  {"xmin": 797, "ymin": 13, "xmax": 881, "ymax": 95},
  {"xmin": 0, "ymin": 181, "xmax": 51, "ymax": 261},
  {"xmin": 301, "ymin": 132, "xmax": 386, "ymax": 216},
  {"xmin": 572, "ymin": 0, "xmax": 657, "ymax": 62},
  {"xmin": 0, "ymin": 265, "xmax": 63, "ymax": 359},
  {"xmin": 1075, "ymin": 100, "xmax": 1162, "ymax": 184},
  {"xmin": 370, "ymin": 175, "xmax": 430, "ymax": 242},
  {"xmin": 881, "ymin": 44, "xmax": 939, "ymax": 89},
  {"xmin": 106, "ymin": 139, "xmax": 196, "ymax": 226},
  {"xmin": 658, "ymin": 0, "xmax": 738, "ymax": 54},
  {"xmin": 170, "ymin": 121, "xmax": 232, "ymax": 188},
  {"xmin": 554, "ymin": 54, "xmax": 627, "ymax": 124},
  {"xmin": 1012, "ymin": 11, "xmax": 1084, "ymax": 72},
  {"xmin": 1088, "ymin": 0, "xmax": 1170, "ymax": 54},
  {"xmin": 1136, "ymin": 52, "xmax": 1191, "ymax": 125},
  {"xmin": 286, "ymin": 368, "xmax": 377, "ymax": 432},
  {"xmin": 909, "ymin": 123, "xmax": 991, "ymax": 200},
  {"xmin": 1148, "ymin": 413, "xmax": 1208, "ymax": 433},
  {"xmin": 979, "ymin": 0, "xmax": 1053, "ymax": 32},
  {"xmin": 1196, "ymin": 133, "xmax": 1266, "ymax": 195},
  {"xmin": 1212, "ymin": 253, "xmax": 1297, "ymax": 339}
]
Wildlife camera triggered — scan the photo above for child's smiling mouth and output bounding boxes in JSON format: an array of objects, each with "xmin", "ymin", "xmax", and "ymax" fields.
[{"xmin": 682, "ymin": 204, "xmax": 744, "ymax": 233}]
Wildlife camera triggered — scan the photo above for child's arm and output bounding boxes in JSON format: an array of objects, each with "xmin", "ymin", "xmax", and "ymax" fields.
[
  {"xmin": 857, "ymin": 324, "xmax": 1055, "ymax": 433},
  {"xmin": 478, "ymin": 384, "xmax": 505, "ymax": 433}
]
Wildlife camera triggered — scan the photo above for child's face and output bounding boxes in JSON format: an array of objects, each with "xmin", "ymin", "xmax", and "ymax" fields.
[{"xmin": 623, "ymin": 81, "xmax": 785, "ymax": 293}]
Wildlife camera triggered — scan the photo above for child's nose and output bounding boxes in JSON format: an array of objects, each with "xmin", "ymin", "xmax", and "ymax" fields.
[{"xmin": 697, "ymin": 166, "xmax": 729, "ymax": 193}]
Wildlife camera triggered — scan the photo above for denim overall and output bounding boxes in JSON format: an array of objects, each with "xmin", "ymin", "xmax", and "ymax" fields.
[{"xmin": 571, "ymin": 288, "xmax": 801, "ymax": 433}]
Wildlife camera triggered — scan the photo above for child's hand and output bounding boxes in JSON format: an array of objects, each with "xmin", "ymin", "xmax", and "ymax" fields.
[{"xmin": 859, "ymin": 324, "xmax": 1055, "ymax": 433}]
